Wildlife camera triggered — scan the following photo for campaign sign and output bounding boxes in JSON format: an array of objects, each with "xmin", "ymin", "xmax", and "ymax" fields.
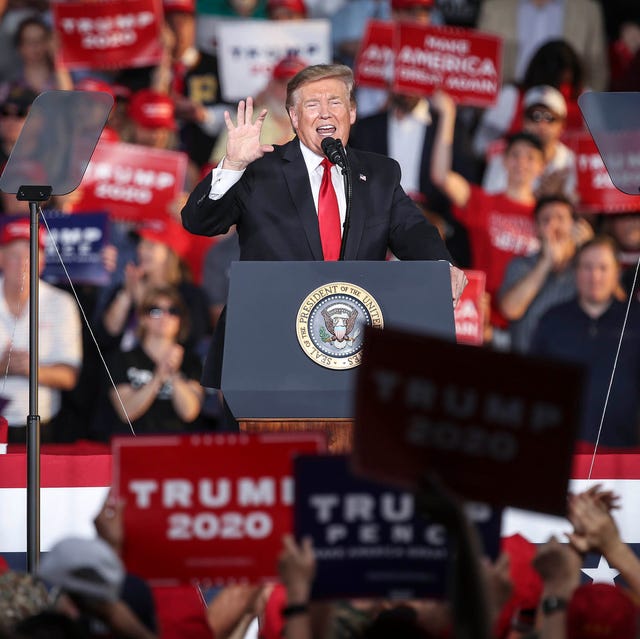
[
  {"xmin": 454, "ymin": 270, "xmax": 485, "ymax": 346},
  {"xmin": 295, "ymin": 454, "xmax": 502, "ymax": 599},
  {"xmin": 565, "ymin": 132, "xmax": 640, "ymax": 214},
  {"xmin": 393, "ymin": 24, "xmax": 502, "ymax": 107},
  {"xmin": 42, "ymin": 212, "xmax": 109, "ymax": 286},
  {"xmin": 354, "ymin": 20, "xmax": 395, "ymax": 90},
  {"xmin": 353, "ymin": 327, "xmax": 584, "ymax": 515},
  {"xmin": 70, "ymin": 141, "xmax": 187, "ymax": 222},
  {"xmin": 217, "ymin": 20, "xmax": 331, "ymax": 102},
  {"xmin": 112, "ymin": 432, "xmax": 325, "ymax": 585},
  {"xmin": 52, "ymin": 0, "xmax": 163, "ymax": 70}
]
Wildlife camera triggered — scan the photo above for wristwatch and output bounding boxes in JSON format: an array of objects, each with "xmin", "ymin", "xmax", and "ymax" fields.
[{"xmin": 541, "ymin": 596, "xmax": 567, "ymax": 615}]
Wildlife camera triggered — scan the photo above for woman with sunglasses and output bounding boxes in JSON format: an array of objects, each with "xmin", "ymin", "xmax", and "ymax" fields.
[{"xmin": 105, "ymin": 285, "xmax": 204, "ymax": 435}]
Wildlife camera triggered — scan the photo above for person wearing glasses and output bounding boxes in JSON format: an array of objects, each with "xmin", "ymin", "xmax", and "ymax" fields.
[
  {"xmin": 481, "ymin": 85, "xmax": 577, "ymax": 200},
  {"xmin": 105, "ymin": 285, "xmax": 205, "ymax": 436}
]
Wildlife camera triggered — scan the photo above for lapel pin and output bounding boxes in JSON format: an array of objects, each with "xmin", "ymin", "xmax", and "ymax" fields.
[{"xmin": 359, "ymin": 174, "xmax": 367, "ymax": 182}]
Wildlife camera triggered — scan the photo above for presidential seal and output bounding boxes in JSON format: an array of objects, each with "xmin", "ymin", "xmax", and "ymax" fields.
[{"xmin": 295, "ymin": 282, "xmax": 384, "ymax": 370}]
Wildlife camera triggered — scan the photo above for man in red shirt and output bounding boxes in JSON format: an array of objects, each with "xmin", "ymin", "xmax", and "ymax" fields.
[{"xmin": 431, "ymin": 90, "xmax": 545, "ymax": 343}]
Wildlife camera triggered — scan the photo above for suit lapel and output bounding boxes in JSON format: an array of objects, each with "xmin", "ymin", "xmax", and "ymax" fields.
[
  {"xmin": 342, "ymin": 146, "xmax": 367, "ymax": 260},
  {"xmin": 282, "ymin": 139, "xmax": 324, "ymax": 260}
]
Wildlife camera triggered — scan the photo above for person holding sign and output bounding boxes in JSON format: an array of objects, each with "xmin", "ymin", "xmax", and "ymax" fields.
[
  {"xmin": 181, "ymin": 63, "xmax": 467, "ymax": 388},
  {"xmin": 430, "ymin": 90, "xmax": 544, "ymax": 345}
]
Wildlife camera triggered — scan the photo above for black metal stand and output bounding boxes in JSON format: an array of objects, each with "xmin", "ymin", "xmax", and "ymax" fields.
[
  {"xmin": 339, "ymin": 161, "xmax": 352, "ymax": 262},
  {"xmin": 0, "ymin": 91, "xmax": 113, "ymax": 576},
  {"xmin": 17, "ymin": 185, "xmax": 52, "ymax": 574}
]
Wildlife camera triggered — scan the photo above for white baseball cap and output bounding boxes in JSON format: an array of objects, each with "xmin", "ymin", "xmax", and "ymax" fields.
[{"xmin": 523, "ymin": 85, "xmax": 567, "ymax": 118}]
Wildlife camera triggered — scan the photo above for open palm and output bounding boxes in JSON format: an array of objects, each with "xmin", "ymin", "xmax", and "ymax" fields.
[{"xmin": 224, "ymin": 96, "xmax": 275, "ymax": 169}]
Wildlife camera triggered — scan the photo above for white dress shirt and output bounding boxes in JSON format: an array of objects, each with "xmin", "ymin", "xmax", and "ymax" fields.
[{"xmin": 208, "ymin": 140, "xmax": 347, "ymax": 231}]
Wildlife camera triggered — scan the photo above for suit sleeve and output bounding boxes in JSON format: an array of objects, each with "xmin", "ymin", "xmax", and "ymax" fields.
[
  {"xmin": 181, "ymin": 171, "xmax": 243, "ymax": 238},
  {"xmin": 386, "ymin": 160, "xmax": 453, "ymax": 262}
]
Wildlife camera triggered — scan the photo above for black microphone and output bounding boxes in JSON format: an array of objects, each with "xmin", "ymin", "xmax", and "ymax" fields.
[{"xmin": 321, "ymin": 137, "xmax": 347, "ymax": 170}]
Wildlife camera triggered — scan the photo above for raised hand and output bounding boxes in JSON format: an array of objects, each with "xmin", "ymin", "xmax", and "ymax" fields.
[
  {"xmin": 278, "ymin": 534, "xmax": 316, "ymax": 603},
  {"xmin": 223, "ymin": 97, "xmax": 275, "ymax": 171},
  {"xmin": 567, "ymin": 488, "xmax": 621, "ymax": 556},
  {"xmin": 533, "ymin": 536, "xmax": 582, "ymax": 598}
]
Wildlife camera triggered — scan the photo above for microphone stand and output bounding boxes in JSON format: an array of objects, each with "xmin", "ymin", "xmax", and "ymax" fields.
[{"xmin": 338, "ymin": 147, "xmax": 352, "ymax": 261}]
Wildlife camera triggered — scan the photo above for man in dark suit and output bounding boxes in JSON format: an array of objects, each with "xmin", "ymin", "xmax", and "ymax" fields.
[
  {"xmin": 181, "ymin": 64, "xmax": 466, "ymax": 387},
  {"xmin": 349, "ymin": 92, "xmax": 478, "ymax": 266}
]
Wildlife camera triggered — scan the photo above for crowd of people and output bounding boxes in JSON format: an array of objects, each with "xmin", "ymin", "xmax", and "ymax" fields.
[
  {"xmin": 0, "ymin": 0, "xmax": 637, "ymax": 446},
  {"xmin": 1, "ymin": 482, "xmax": 640, "ymax": 639},
  {"xmin": 1, "ymin": 0, "xmax": 640, "ymax": 636}
]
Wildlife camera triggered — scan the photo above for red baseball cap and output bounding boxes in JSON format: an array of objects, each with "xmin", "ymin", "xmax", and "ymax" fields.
[
  {"xmin": 271, "ymin": 55, "xmax": 307, "ymax": 81},
  {"xmin": 134, "ymin": 217, "xmax": 189, "ymax": 258},
  {"xmin": 128, "ymin": 90, "xmax": 177, "ymax": 131},
  {"xmin": 391, "ymin": 0, "xmax": 434, "ymax": 9},
  {"xmin": 0, "ymin": 218, "xmax": 45, "ymax": 249},
  {"xmin": 75, "ymin": 77, "xmax": 117, "ymax": 99},
  {"xmin": 567, "ymin": 584, "xmax": 638, "ymax": 639},
  {"xmin": 267, "ymin": 0, "xmax": 306, "ymax": 16}
]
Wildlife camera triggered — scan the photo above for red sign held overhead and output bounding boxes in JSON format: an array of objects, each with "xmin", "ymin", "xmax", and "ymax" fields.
[
  {"xmin": 52, "ymin": 0, "xmax": 164, "ymax": 70},
  {"xmin": 69, "ymin": 141, "xmax": 187, "ymax": 223},
  {"xmin": 354, "ymin": 20, "xmax": 395, "ymax": 90},
  {"xmin": 353, "ymin": 327, "xmax": 584, "ymax": 516},
  {"xmin": 355, "ymin": 21, "xmax": 502, "ymax": 107},
  {"xmin": 112, "ymin": 433, "xmax": 326, "ymax": 586},
  {"xmin": 393, "ymin": 24, "xmax": 502, "ymax": 107}
]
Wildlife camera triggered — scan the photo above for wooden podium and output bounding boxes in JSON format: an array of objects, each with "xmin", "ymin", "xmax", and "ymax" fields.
[{"xmin": 239, "ymin": 419, "xmax": 353, "ymax": 453}]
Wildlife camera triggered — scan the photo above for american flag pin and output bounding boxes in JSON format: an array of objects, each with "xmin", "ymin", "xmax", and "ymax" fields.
[{"xmin": 359, "ymin": 174, "xmax": 367, "ymax": 182}]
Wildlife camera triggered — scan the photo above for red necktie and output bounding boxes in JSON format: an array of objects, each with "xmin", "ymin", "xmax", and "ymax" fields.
[{"xmin": 318, "ymin": 158, "xmax": 342, "ymax": 261}]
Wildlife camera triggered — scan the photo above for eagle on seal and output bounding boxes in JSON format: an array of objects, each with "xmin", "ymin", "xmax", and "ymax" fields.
[{"xmin": 321, "ymin": 307, "xmax": 358, "ymax": 343}]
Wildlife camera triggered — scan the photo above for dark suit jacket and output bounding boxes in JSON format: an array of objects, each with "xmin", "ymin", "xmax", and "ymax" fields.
[
  {"xmin": 182, "ymin": 138, "xmax": 451, "ymax": 262},
  {"xmin": 181, "ymin": 137, "xmax": 452, "ymax": 386},
  {"xmin": 349, "ymin": 109, "xmax": 478, "ymax": 266}
]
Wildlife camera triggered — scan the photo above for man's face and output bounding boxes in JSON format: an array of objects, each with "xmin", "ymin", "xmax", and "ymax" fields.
[
  {"xmin": 609, "ymin": 214, "xmax": 640, "ymax": 251},
  {"xmin": 504, "ymin": 141, "xmax": 544, "ymax": 189},
  {"xmin": 0, "ymin": 240, "xmax": 44, "ymax": 289},
  {"xmin": 576, "ymin": 244, "xmax": 620, "ymax": 307},
  {"xmin": 389, "ymin": 92, "xmax": 420, "ymax": 115},
  {"xmin": 132, "ymin": 125, "xmax": 171, "ymax": 149},
  {"xmin": 523, "ymin": 106, "xmax": 565, "ymax": 146},
  {"xmin": 288, "ymin": 77, "xmax": 356, "ymax": 156},
  {"xmin": 536, "ymin": 201, "xmax": 574, "ymax": 244}
]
